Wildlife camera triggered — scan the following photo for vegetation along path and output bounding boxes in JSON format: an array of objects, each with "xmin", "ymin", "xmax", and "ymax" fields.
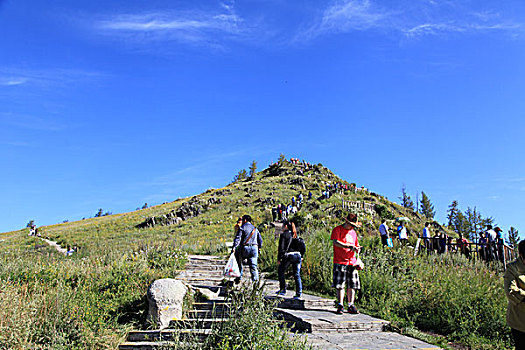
[{"xmin": 120, "ymin": 255, "xmax": 441, "ymax": 350}]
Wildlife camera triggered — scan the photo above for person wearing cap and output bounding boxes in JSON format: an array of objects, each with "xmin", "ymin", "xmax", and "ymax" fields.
[
  {"xmin": 504, "ymin": 240, "xmax": 525, "ymax": 349},
  {"xmin": 331, "ymin": 213, "xmax": 362, "ymax": 314}
]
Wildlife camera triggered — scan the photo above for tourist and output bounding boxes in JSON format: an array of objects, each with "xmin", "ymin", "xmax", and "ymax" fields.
[
  {"xmin": 479, "ymin": 233, "xmax": 488, "ymax": 261},
  {"xmin": 331, "ymin": 213, "xmax": 362, "ymax": 314},
  {"xmin": 456, "ymin": 234, "xmax": 470, "ymax": 259},
  {"xmin": 422, "ymin": 222, "xmax": 431, "ymax": 253},
  {"xmin": 503, "ymin": 240, "xmax": 525, "ymax": 349},
  {"xmin": 233, "ymin": 217, "xmax": 243, "ymax": 280},
  {"xmin": 496, "ymin": 227, "xmax": 505, "ymax": 263},
  {"xmin": 232, "ymin": 215, "xmax": 263, "ymax": 282},
  {"xmin": 485, "ymin": 225, "xmax": 498, "ymax": 261},
  {"xmin": 378, "ymin": 219, "xmax": 389, "ymax": 247},
  {"xmin": 398, "ymin": 222, "xmax": 408, "ymax": 246},
  {"xmin": 276, "ymin": 221, "xmax": 303, "ymax": 299}
]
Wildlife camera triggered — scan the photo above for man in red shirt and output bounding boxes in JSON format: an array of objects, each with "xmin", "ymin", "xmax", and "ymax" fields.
[{"xmin": 331, "ymin": 213, "xmax": 362, "ymax": 314}]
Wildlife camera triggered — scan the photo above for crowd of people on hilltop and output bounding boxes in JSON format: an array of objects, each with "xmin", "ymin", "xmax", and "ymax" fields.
[{"xmin": 378, "ymin": 219, "xmax": 510, "ymax": 263}]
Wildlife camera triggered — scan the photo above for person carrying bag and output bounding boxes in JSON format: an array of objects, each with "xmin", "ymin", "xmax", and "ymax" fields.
[
  {"xmin": 276, "ymin": 221, "xmax": 303, "ymax": 299},
  {"xmin": 231, "ymin": 215, "xmax": 262, "ymax": 283}
]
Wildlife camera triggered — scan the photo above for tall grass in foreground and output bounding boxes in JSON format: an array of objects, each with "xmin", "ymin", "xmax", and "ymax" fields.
[
  {"xmin": 260, "ymin": 227, "xmax": 512, "ymax": 349},
  {"xmin": 0, "ymin": 239, "xmax": 186, "ymax": 349},
  {"xmin": 204, "ymin": 284, "xmax": 310, "ymax": 350}
]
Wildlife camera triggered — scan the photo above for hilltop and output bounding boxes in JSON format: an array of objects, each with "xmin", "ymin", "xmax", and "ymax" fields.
[
  {"xmin": 0, "ymin": 159, "xmax": 509, "ymax": 350},
  {"xmin": 18, "ymin": 159, "xmax": 447, "ymax": 255}
]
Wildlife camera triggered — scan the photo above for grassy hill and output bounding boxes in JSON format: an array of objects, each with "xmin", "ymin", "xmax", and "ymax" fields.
[{"xmin": 0, "ymin": 160, "xmax": 511, "ymax": 349}]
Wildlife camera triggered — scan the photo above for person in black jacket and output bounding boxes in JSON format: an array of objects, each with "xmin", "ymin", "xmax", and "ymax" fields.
[{"xmin": 276, "ymin": 221, "xmax": 303, "ymax": 299}]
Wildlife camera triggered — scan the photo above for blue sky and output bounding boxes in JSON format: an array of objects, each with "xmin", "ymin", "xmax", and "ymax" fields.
[{"xmin": 1, "ymin": 0, "xmax": 524, "ymax": 239}]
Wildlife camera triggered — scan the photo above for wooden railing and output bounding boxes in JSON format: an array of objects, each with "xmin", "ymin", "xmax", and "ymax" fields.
[{"xmin": 414, "ymin": 238, "xmax": 515, "ymax": 265}]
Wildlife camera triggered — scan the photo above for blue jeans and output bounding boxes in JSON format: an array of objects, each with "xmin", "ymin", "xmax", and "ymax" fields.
[
  {"xmin": 241, "ymin": 245, "xmax": 259, "ymax": 281},
  {"xmin": 278, "ymin": 252, "xmax": 302, "ymax": 295}
]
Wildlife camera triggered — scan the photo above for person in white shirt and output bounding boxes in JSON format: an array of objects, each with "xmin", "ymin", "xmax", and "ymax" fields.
[
  {"xmin": 379, "ymin": 219, "xmax": 389, "ymax": 246},
  {"xmin": 485, "ymin": 225, "xmax": 498, "ymax": 261},
  {"xmin": 398, "ymin": 223, "xmax": 408, "ymax": 246}
]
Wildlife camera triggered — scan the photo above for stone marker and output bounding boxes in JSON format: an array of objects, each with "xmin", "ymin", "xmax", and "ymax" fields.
[{"xmin": 146, "ymin": 278, "xmax": 188, "ymax": 329}]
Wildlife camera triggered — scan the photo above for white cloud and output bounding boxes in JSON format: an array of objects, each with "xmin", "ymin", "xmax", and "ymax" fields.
[
  {"xmin": 0, "ymin": 78, "xmax": 28, "ymax": 86},
  {"xmin": 0, "ymin": 68, "xmax": 103, "ymax": 89},
  {"xmin": 95, "ymin": 2, "xmax": 250, "ymax": 47},
  {"xmin": 300, "ymin": 0, "xmax": 523, "ymax": 41}
]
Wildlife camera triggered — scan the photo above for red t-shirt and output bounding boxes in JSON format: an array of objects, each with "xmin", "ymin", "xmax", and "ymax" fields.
[{"xmin": 331, "ymin": 225, "xmax": 359, "ymax": 266}]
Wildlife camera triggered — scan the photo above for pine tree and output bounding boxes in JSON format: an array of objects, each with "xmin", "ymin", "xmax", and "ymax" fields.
[
  {"xmin": 278, "ymin": 153, "xmax": 286, "ymax": 164},
  {"xmin": 26, "ymin": 219, "xmax": 35, "ymax": 228},
  {"xmin": 508, "ymin": 227, "xmax": 520, "ymax": 248},
  {"xmin": 142, "ymin": 203, "xmax": 148, "ymax": 209},
  {"xmin": 447, "ymin": 200, "xmax": 459, "ymax": 228},
  {"xmin": 453, "ymin": 211, "xmax": 470, "ymax": 236},
  {"xmin": 233, "ymin": 169, "xmax": 247, "ymax": 182},
  {"xmin": 249, "ymin": 160, "xmax": 257, "ymax": 179},
  {"xmin": 465, "ymin": 207, "xmax": 482, "ymax": 240},
  {"xmin": 95, "ymin": 208, "xmax": 103, "ymax": 217},
  {"xmin": 419, "ymin": 191, "xmax": 435, "ymax": 220},
  {"xmin": 399, "ymin": 185, "xmax": 414, "ymax": 210}
]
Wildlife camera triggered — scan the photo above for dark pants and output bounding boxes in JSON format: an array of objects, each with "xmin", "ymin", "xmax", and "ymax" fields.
[
  {"xmin": 381, "ymin": 235, "xmax": 388, "ymax": 246},
  {"xmin": 512, "ymin": 328, "xmax": 525, "ymax": 350},
  {"xmin": 278, "ymin": 252, "xmax": 302, "ymax": 295}
]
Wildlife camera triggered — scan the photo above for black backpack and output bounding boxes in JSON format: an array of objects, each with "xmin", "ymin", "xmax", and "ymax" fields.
[{"xmin": 289, "ymin": 236, "xmax": 306, "ymax": 257}]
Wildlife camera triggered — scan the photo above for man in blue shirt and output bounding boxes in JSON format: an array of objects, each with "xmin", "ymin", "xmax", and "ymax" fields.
[{"xmin": 232, "ymin": 215, "xmax": 263, "ymax": 282}]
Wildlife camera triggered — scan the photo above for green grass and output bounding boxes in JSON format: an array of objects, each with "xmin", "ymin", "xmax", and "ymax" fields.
[{"xmin": 0, "ymin": 160, "xmax": 511, "ymax": 349}]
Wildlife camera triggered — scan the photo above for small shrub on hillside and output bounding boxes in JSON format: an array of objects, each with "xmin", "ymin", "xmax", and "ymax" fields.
[{"xmin": 204, "ymin": 284, "xmax": 310, "ymax": 350}]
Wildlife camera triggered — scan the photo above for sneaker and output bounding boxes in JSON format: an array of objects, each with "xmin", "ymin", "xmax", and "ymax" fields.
[
  {"xmin": 336, "ymin": 303, "xmax": 344, "ymax": 315},
  {"xmin": 234, "ymin": 277, "xmax": 241, "ymax": 285},
  {"xmin": 293, "ymin": 294, "xmax": 301, "ymax": 300},
  {"xmin": 276, "ymin": 290, "xmax": 286, "ymax": 297},
  {"xmin": 347, "ymin": 304, "xmax": 360, "ymax": 314}
]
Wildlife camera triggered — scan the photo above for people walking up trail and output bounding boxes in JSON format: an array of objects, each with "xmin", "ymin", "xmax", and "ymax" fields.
[{"xmin": 121, "ymin": 252, "xmax": 441, "ymax": 350}]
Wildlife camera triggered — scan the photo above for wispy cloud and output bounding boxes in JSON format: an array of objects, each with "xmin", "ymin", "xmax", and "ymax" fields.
[
  {"xmin": 95, "ymin": 1, "xmax": 253, "ymax": 48},
  {"xmin": 0, "ymin": 112, "xmax": 67, "ymax": 131},
  {"xmin": 0, "ymin": 68, "xmax": 103, "ymax": 89},
  {"xmin": 299, "ymin": 0, "xmax": 523, "ymax": 41},
  {"xmin": 0, "ymin": 78, "xmax": 28, "ymax": 86}
]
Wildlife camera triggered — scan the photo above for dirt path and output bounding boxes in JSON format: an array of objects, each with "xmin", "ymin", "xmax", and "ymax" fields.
[{"xmin": 41, "ymin": 238, "xmax": 68, "ymax": 255}]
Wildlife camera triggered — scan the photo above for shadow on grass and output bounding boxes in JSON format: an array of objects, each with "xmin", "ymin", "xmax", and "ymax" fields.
[{"xmin": 115, "ymin": 295, "xmax": 148, "ymax": 327}]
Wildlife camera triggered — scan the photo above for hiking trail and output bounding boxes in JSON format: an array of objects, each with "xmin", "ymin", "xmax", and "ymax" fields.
[{"xmin": 119, "ymin": 255, "xmax": 442, "ymax": 350}]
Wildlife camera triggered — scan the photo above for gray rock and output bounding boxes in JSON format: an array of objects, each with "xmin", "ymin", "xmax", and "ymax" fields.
[{"xmin": 146, "ymin": 279, "xmax": 188, "ymax": 329}]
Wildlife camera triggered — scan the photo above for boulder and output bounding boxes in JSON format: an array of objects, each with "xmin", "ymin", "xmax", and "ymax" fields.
[{"xmin": 146, "ymin": 279, "xmax": 188, "ymax": 329}]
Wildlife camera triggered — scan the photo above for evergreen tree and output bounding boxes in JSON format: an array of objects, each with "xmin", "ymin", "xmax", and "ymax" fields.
[
  {"xmin": 453, "ymin": 211, "xmax": 470, "ymax": 236},
  {"xmin": 447, "ymin": 200, "xmax": 459, "ymax": 228},
  {"xmin": 399, "ymin": 185, "xmax": 414, "ymax": 210},
  {"xmin": 419, "ymin": 191, "xmax": 435, "ymax": 220},
  {"xmin": 95, "ymin": 208, "xmax": 103, "ymax": 217},
  {"xmin": 465, "ymin": 207, "xmax": 482, "ymax": 240},
  {"xmin": 278, "ymin": 153, "xmax": 286, "ymax": 164},
  {"xmin": 480, "ymin": 216, "xmax": 495, "ymax": 230},
  {"xmin": 233, "ymin": 169, "xmax": 247, "ymax": 182},
  {"xmin": 249, "ymin": 160, "xmax": 257, "ymax": 179},
  {"xmin": 142, "ymin": 203, "xmax": 148, "ymax": 209},
  {"xmin": 26, "ymin": 219, "xmax": 35, "ymax": 228},
  {"xmin": 508, "ymin": 227, "xmax": 520, "ymax": 248}
]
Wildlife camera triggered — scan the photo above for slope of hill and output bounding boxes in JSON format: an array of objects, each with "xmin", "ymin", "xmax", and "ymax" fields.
[{"xmin": 0, "ymin": 159, "xmax": 510, "ymax": 349}]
